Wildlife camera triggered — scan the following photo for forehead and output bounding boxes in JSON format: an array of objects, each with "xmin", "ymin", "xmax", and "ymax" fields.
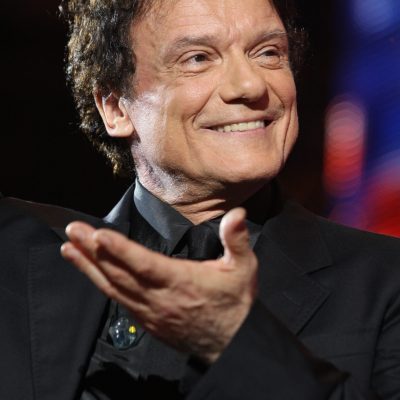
[{"xmin": 133, "ymin": 0, "xmax": 284, "ymax": 47}]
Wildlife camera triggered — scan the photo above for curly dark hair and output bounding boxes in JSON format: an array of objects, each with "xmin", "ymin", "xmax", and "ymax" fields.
[{"xmin": 60, "ymin": 0, "xmax": 306, "ymax": 175}]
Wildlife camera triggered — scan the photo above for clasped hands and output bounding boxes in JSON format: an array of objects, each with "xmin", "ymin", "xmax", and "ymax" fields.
[{"xmin": 61, "ymin": 208, "xmax": 258, "ymax": 363}]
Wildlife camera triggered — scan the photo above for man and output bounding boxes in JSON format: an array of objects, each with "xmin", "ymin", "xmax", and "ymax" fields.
[{"xmin": 1, "ymin": 0, "xmax": 400, "ymax": 399}]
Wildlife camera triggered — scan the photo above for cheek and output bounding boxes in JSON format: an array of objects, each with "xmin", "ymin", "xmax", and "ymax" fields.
[
  {"xmin": 167, "ymin": 77, "xmax": 216, "ymax": 123},
  {"xmin": 282, "ymin": 103, "xmax": 299, "ymax": 161},
  {"xmin": 274, "ymin": 71, "xmax": 297, "ymax": 107},
  {"xmin": 128, "ymin": 92, "xmax": 168, "ymax": 159},
  {"xmin": 269, "ymin": 72, "xmax": 298, "ymax": 157}
]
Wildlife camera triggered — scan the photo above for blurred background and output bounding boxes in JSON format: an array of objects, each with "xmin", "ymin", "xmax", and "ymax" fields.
[{"xmin": 1, "ymin": 0, "xmax": 399, "ymax": 237}]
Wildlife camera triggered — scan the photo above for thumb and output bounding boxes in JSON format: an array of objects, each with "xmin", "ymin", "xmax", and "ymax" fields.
[{"xmin": 219, "ymin": 207, "xmax": 252, "ymax": 261}]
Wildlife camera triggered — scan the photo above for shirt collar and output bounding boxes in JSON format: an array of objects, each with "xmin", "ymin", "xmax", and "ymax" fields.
[
  {"xmin": 133, "ymin": 179, "xmax": 270, "ymax": 251},
  {"xmin": 134, "ymin": 180, "xmax": 193, "ymax": 252}
]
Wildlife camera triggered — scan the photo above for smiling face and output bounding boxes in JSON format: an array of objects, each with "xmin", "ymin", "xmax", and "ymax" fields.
[{"xmin": 121, "ymin": 0, "xmax": 298, "ymax": 207}]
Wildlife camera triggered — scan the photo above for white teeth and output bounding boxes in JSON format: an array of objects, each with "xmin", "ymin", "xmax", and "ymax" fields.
[{"xmin": 213, "ymin": 120, "xmax": 266, "ymax": 133}]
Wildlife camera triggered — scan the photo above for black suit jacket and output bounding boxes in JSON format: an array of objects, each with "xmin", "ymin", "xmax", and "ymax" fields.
[{"xmin": 1, "ymin": 188, "xmax": 400, "ymax": 399}]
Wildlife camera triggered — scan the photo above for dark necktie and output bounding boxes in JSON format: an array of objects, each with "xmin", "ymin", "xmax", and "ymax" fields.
[{"xmin": 174, "ymin": 222, "xmax": 223, "ymax": 261}]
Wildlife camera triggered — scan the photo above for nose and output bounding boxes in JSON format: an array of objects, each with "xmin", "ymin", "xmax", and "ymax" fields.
[{"xmin": 219, "ymin": 53, "xmax": 268, "ymax": 103}]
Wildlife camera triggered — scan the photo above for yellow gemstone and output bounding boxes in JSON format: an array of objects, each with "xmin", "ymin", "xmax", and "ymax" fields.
[{"xmin": 128, "ymin": 325, "xmax": 137, "ymax": 334}]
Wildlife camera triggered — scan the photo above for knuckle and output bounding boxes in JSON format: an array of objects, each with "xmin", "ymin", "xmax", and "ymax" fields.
[
  {"xmin": 135, "ymin": 261, "xmax": 152, "ymax": 276},
  {"xmin": 107, "ymin": 268, "xmax": 128, "ymax": 285},
  {"xmin": 118, "ymin": 242, "xmax": 133, "ymax": 259},
  {"xmin": 137, "ymin": 257, "xmax": 164, "ymax": 279}
]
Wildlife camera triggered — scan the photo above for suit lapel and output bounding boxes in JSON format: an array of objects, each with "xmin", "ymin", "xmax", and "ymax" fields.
[
  {"xmin": 28, "ymin": 200, "xmax": 129, "ymax": 400},
  {"xmin": 104, "ymin": 184, "xmax": 168, "ymax": 253},
  {"xmin": 29, "ymin": 243, "xmax": 108, "ymax": 400},
  {"xmin": 255, "ymin": 200, "xmax": 332, "ymax": 335},
  {"xmin": 104, "ymin": 186, "xmax": 132, "ymax": 233}
]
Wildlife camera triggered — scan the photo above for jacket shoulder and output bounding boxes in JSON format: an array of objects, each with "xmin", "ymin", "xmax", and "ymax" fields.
[
  {"xmin": 282, "ymin": 200, "xmax": 400, "ymax": 254},
  {"xmin": 315, "ymin": 212, "xmax": 400, "ymax": 255},
  {"xmin": 0, "ymin": 196, "xmax": 104, "ymax": 232},
  {"xmin": 311, "ymin": 212, "xmax": 400, "ymax": 285},
  {"xmin": 277, "ymin": 200, "xmax": 400, "ymax": 277}
]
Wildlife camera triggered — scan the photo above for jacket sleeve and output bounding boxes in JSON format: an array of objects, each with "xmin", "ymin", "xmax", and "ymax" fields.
[
  {"xmin": 187, "ymin": 299, "xmax": 397, "ymax": 400},
  {"xmin": 371, "ymin": 284, "xmax": 400, "ymax": 398}
]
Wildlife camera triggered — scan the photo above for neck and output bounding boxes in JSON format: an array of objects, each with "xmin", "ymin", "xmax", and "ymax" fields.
[{"xmin": 137, "ymin": 172, "xmax": 272, "ymax": 224}]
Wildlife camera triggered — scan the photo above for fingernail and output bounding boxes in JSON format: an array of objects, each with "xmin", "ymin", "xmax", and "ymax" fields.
[
  {"xmin": 61, "ymin": 243, "xmax": 80, "ymax": 259},
  {"xmin": 66, "ymin": 226, "xmax": 86, "ymax": 242}
]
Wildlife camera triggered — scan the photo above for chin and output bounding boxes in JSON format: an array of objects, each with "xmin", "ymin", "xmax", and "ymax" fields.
[
  {"xmin": 230, "ymin": 161, "xmax": 282, "ymax": 181},
  {"xmin": 215, "ymin": 167, "xmax": 279, "ymax": 188}
]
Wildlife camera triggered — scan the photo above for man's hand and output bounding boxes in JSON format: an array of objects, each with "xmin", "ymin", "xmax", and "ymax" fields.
[{"xmin": 61, "ymin": 208, "xmax": 258, "ymax": 363}]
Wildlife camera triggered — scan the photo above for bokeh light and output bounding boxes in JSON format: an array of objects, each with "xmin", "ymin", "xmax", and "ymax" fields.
[{"xmin": 324, "ymin": 0, "xmax": 400, "ymax": 237}]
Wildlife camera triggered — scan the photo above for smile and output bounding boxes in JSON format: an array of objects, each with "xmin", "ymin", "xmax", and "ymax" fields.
[{"xmin": 211, "ymin": 120, "xmax": 268, "ymax": 133}]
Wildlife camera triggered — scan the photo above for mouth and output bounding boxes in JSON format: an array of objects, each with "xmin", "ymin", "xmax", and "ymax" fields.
[{"xmin": 208, "ymin": 119, "xmax": 272, "ymax": 133}]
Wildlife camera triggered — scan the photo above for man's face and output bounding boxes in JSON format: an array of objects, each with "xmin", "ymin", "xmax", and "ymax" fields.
[{"xmin": 125, "ymin": 0, "xmax": 298, "ymax": 196}]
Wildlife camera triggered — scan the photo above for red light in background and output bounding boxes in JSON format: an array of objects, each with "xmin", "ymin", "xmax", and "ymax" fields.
[{"xmin": 324, "ymin": 96, "xmax": 367, "ymax": 198}]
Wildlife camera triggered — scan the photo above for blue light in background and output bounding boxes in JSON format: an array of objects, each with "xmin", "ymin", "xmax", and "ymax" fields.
[
  {"xmin": 352, "ymin": 0, "xmax": 396, "ymax": 34},
  {"xmin": 324, "ymin": 0, "xmax": 400, "ymax": 236}
]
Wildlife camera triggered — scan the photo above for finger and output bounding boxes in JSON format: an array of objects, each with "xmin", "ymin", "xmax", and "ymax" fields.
[
  {"xmin": 65, "ymin": 221, "xmax": 164, "ymax": 293},
  {"xmin": 66, "ymin": 221, "xmax": 148, "ymax": 289},
  {"xmin": 89, "ymin": 246, "xmax": 147, "ymax": 293},
  {"xmin": 65, "ymin": 221, "xmax": 98, "ymax": 258},
  {"xmin": 61, "ymin": 241, "xmax": 110, "ymax": 289},
  {"xmin": 92, "ymin": 228, "xmax": 177, "ymax": 285},
  {"xmin": 66, "ymin": 221, "xmax": 97, "ymax": 242},
  {"xmin": 61, "ymin": 241, "xmax": 148, "ymax": 308},
  {"xmin": 219, "ymin": 208, "xmax": 252, "ymax": 262},
  {"xmin": 66, "ymin": 221, "xmax": 175, "ymax": 285}
]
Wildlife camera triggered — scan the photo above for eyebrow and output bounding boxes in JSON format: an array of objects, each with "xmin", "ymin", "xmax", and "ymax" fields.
[
  {"xmin": 163, "ymin": 34, "xmax": 220, "ymax": 58},
  {"xmin": 163, "ymin": 29, "xmax": 288, "ymax": 59},
  {"xmin": 252, "ymin": 30, "xmax": 288, "ymax": 44}
]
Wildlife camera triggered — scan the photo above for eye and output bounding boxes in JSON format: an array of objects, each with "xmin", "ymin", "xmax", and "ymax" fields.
[
  {"xmin": 185, "ymin": 53, "xmax": 209, "ymax": 64},
  {"xmin": 256, "ymin": 47, "xmax": 285, "ymax": 68},
  {"xmin": 179, "ymin": 51, "xmax": 213, "ymax": 73}
]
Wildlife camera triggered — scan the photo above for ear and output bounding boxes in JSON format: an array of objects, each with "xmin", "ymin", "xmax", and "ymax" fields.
[{"xmin": 94, "ymin": 91, "xmax": 135, "ymax": 138}]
